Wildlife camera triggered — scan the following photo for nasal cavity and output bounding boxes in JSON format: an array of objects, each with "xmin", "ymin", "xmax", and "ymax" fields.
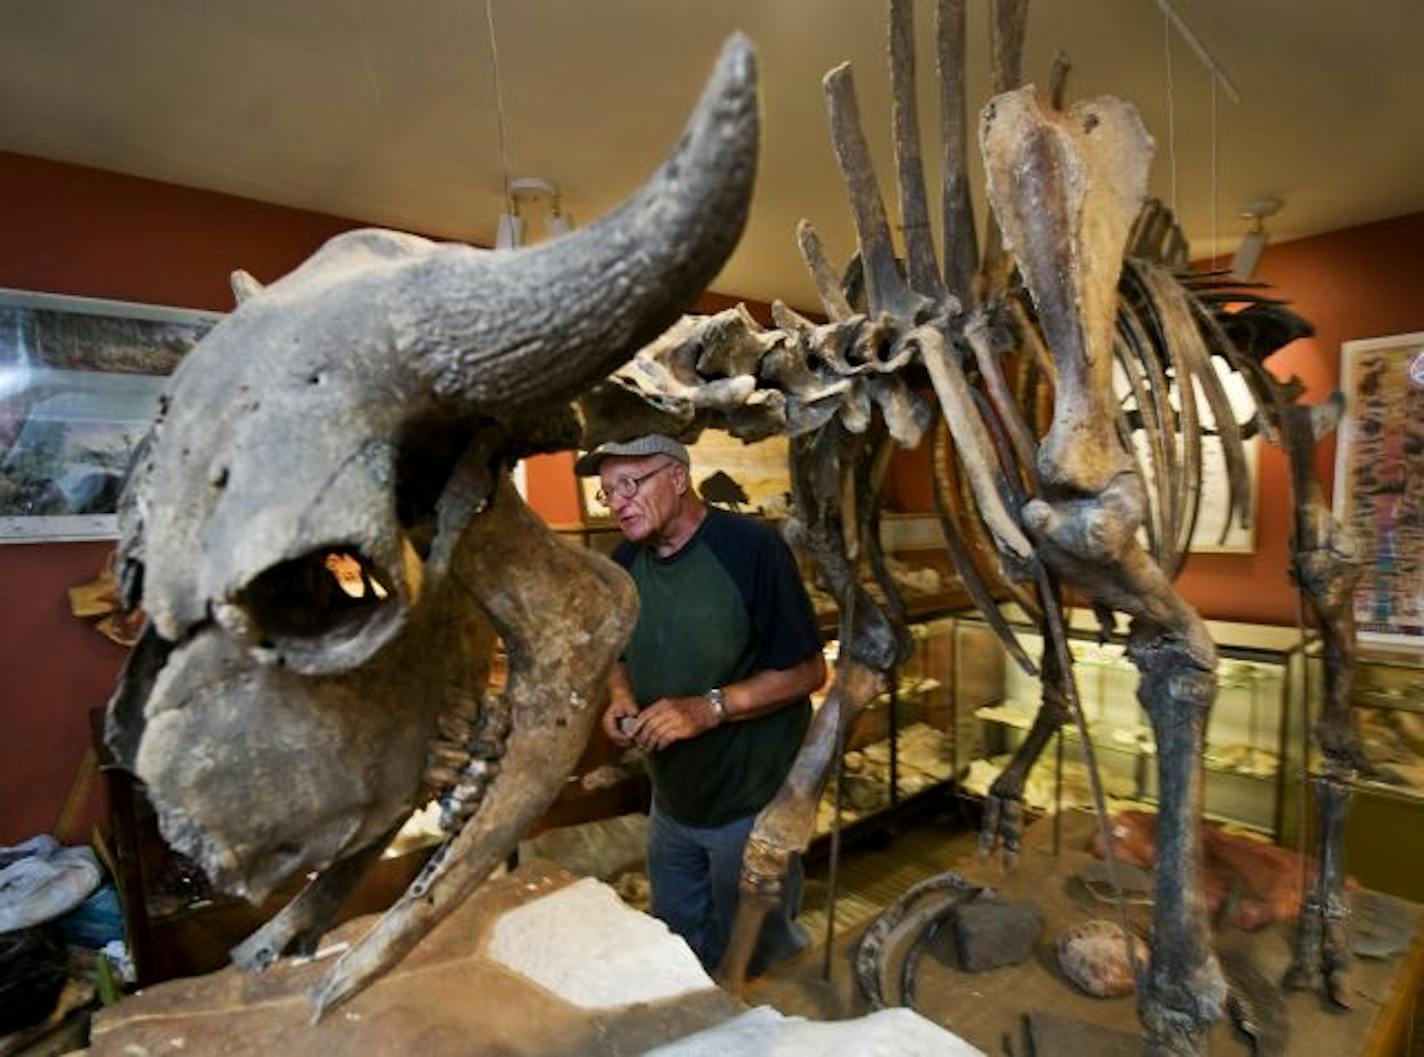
[{"xmin": 238, "ymin": 547, "xmax": 393, "ymax": 645}]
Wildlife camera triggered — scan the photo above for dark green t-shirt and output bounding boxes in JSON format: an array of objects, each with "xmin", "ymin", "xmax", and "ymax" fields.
[{"xmin": 613, "ymin": 509, "xmax": 821, "ymax": 828}]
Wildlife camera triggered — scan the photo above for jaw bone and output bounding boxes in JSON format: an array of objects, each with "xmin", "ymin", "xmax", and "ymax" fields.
[{"xmin": 312, "ymin": 475, "xmax": 638, "ymax": 1016}]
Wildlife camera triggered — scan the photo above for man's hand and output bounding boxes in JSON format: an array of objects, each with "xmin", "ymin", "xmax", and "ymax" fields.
[
  {"xmin": 601, "ymin": 695, "xmax": 640, "ymax": 747},
  {"xmin": 628, "ymin": 695, "xmax": 719, "ymax": 752}
]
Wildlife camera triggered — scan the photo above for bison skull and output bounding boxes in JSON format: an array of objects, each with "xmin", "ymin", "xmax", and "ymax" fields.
[{"xmin": 105, "ymin": 35, "xmax": 759, "ymax": 1011}]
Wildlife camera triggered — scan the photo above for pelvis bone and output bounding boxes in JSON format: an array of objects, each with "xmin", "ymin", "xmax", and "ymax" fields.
[{"xmin": 105, "ymin": 35, "xmax": 759, "ymax": 1012}]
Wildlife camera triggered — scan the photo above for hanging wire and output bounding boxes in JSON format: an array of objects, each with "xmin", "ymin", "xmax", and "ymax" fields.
[
  {"xmin": 1210, "ymin": 68, "xmax": 1218, "ymax": 268},
  {"xmin": 1163, "ymin": 5, "xmax": 1178, "ymax": 214},
  {"xmin": 485, "ymin": 0, "xmax": 516, "ymax": 218}
]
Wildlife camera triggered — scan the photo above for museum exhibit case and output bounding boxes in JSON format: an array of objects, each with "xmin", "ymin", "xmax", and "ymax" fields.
[
  {"xmin": 1283, "ymin": 646, "xmax": 1424, "ymax": 900},
  {"xmin": 953, "ymin": 606, "xmax": 1316, "ymax": 839},
  {"xmin": 813, "ymin": 614, "xmax": 959, "ymax": 839}
]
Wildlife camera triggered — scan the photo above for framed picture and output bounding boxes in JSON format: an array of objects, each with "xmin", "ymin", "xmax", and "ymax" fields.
[
  {"xmin": 1189, "ymin": 433, "xmax": 1260, "ymax": 554},
  {"xmin": 0, "ymin": 288, "xmax": 221, "ymax": 543},
  {"xmin": 1333, "ymin": 332, "xmax": 1424, "ymax": 649},
  {"xmin": 1121, "ymin": 356, "xmax": 1260, "ymax": 554},
  {"xmin": 578, "ymin": 432, "xmax": 792, "ymax": 523}
]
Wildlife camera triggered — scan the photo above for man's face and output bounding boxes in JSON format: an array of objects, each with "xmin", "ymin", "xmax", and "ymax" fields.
[{"xmin": 599, "ymin": 455, "xmax": 684, "ymax": 543}]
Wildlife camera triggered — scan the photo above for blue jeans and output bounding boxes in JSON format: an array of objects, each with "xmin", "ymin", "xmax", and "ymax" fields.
[{"xmin": 647, "ymin": 799, "xmax": 807, "ymax": 977}]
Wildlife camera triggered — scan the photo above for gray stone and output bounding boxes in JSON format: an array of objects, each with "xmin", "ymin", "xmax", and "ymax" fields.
[
  {"xmin": 1352, "ymin": 890, "xmax": 1417, "ymax": 960},
  {"xmin": 951, "ymin": 898, "xmax": 1044, "ymax": 972},
  {"xmin": 1057, "ymin": 919, "xmax": 1148, "ymax": 997},
  {"xmin": 1026, "ymin": 1010, "xmax": 1139, "ymax": 1057}
]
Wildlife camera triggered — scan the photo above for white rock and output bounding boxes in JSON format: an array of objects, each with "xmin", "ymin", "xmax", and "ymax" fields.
[
  {"xmin": 487, "ymin": 876, "xmax": 711, "ymax": 1009},
  {"xmin": 645, "ymin": 1005, "xmax": 987, "ymax": 1057}
]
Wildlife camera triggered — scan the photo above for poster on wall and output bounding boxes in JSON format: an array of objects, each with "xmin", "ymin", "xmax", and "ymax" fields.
[
  {"xmin": 1121, "ymin": 357, "xmax": 1260, "ymax": 554},
  {"xmin": 1332, "ymin": 332, "xmax": 1424, "ymax": 649},
  {"xmin": 0, "ymin": 288, "xmax": 221, "ymax": 543},
  {"xmin": 580, "ymin": 431, "xmax": 792, "ymax": 522}
]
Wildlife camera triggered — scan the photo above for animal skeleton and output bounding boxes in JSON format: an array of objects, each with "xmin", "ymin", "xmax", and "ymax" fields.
[
  {"xmin": 105, "ymin": 36, "xmax": 759, "ymax": 1016},
  {"xmin": 103, "ymin": 2, "xmax": 1362, "ymax": 1053},
  {"xmin": 584, "ymin": 1, "xmax": 1359, "ymax": 1051}
]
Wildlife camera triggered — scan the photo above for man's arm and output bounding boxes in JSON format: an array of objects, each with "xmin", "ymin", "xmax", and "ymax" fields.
[{"xmin": 629, "ymin": 650, "xmax": 827, "ymax": 752}]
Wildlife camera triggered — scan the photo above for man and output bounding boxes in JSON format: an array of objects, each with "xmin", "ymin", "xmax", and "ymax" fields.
[{"xmin": 575, "ymin": 434, "xmax": 826, "ymax": 976}]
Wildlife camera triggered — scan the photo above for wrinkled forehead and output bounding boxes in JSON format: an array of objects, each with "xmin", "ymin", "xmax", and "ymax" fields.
[{"xmin": 598, "ymin": 454, "xmax": 678, "ymax": 484}]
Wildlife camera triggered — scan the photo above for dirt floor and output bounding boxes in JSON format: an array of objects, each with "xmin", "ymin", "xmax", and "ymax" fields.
[{"xmin": 751, "ymin": 810, "xmax": 1424, "ymax": 1056}]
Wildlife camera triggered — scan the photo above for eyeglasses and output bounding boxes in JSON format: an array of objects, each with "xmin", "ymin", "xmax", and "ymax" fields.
[{"xmin": 595, "ymin": 461, "xmax": 676, "ymax": 505}]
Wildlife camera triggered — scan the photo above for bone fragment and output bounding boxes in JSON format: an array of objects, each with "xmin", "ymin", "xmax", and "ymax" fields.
[
  {"xmin": 796, "ymin": 220, "xmax": 854, "ymax": 321},
  {"xmin": 914, "ymin": 325, "xmax": 1035, "ymax": 573},
  {"xmin": 823, "ymin": 63, "xmax": 931, "ymax": 323},
  {"xmin": 980, "ymin": 86, "xmax": 1153, "ymax": 497}
]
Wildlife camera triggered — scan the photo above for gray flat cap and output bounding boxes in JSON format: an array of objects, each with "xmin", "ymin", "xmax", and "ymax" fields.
[{"xmin": 574, "ymin": 434, "xmax": 690, "ymax": 476}]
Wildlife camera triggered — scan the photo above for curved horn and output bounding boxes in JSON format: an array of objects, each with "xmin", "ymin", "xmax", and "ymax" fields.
[
  {"xmin": 230, "ymin": 268, "xmax": 263, "ymax": 304},
  {"xmin": 407, "ymin": 34, "xmax": 760, "ymax": 412}
]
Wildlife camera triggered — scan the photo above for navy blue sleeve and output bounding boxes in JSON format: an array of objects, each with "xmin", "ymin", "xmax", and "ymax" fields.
[{"xmin": 703, "ymin": 511, "xmax": 822, "ymax": 672}]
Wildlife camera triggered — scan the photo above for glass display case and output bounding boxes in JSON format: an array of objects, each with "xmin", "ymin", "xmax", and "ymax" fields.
[
  {"xmin": 954, "ymin": 607, "xmax": 1315, "ymax": 839},
  {"xmin": 803, "ymin": 514, "xmax": 976, "ymax": 841},
  {"xmin": 813, "ymin": 616, "xmax": 959, "ymax": 838},
  {"xmin": 1284, "ymin": 645, "xmax": 1424, "ymax": 900},
  {"xmin": 1347, "ymin": 650, "xmax": 1424, "ymax": 798}
]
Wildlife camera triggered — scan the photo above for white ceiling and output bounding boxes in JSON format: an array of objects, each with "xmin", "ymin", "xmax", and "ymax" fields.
[{"xmin": 4, "ymin": 1, "xmax": 1421, "ymax": 310}]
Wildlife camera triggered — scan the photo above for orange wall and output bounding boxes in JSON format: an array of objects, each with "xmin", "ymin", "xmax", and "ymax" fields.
[
  {"xmin": 0, "ymin": 152, "xmax": 793, "ymax": 841},
  {"xmin": 883, "ymin": 212, "xmax": 1424, "ymax": 628},
  {"xmin": 0, "ymin": 152, "xmax": 368, "ymax": 844},
  {"xmin": 1177, "ymin": 213, "xmax": 1424, "ymax": 626}
]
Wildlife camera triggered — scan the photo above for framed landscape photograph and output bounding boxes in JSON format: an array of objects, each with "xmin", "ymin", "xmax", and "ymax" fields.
[
  {"xmin": 1332, "ymin": 332, "xmax": 1424, "ymax": 649},
  {"xmin": 0, "ymin": 288, "xmax": 221, "ymax": 543}
]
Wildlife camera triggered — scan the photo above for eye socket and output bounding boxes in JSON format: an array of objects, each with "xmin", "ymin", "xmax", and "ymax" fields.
[
  {"xmin": 395, "ymin": 418, "xmax": 478, "ymax": 557},
  {"xmin": 238, "ymin": 547, "xmax": 394, "ymax": 651}
]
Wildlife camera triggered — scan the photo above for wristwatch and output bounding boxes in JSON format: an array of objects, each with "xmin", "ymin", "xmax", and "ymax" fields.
[{"xmin": 706, "ymin": 687, "xmax": 728, "ymax": 725}]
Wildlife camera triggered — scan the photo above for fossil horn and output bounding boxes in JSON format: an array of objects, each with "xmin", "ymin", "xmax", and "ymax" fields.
[{"xmin": 405, "ymin": 34, "xmax": 759, "ymax": 413}]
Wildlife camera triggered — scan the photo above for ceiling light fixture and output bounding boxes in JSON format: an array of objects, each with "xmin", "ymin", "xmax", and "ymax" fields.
[
  {"xmin": 495, "ymin": 176, "xmax": 574, "ymax": 251},
  {"xmin": 495, "ymin": 211, "xmax": 524, "ymax": 251},
  {"xmin": 1231, "ymin": 196, "xmax": 1283, "ymax": 280}
]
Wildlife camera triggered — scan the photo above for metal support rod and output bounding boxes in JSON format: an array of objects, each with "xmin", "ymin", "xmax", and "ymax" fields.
[
  {"xmin": 889, "ymin": 667, "xmax": 901, "ymax": 809},
  {"xmin": 821, "ymin": 654, "xmax": 853, "ymax": 983},
  {"xmin": 1052, "ymin": 728, "xmax": 1064, "ymax": 856},
  {"xmin": 1152, "ymin": 0, "xmax": 1243, "ymax": 103}
]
